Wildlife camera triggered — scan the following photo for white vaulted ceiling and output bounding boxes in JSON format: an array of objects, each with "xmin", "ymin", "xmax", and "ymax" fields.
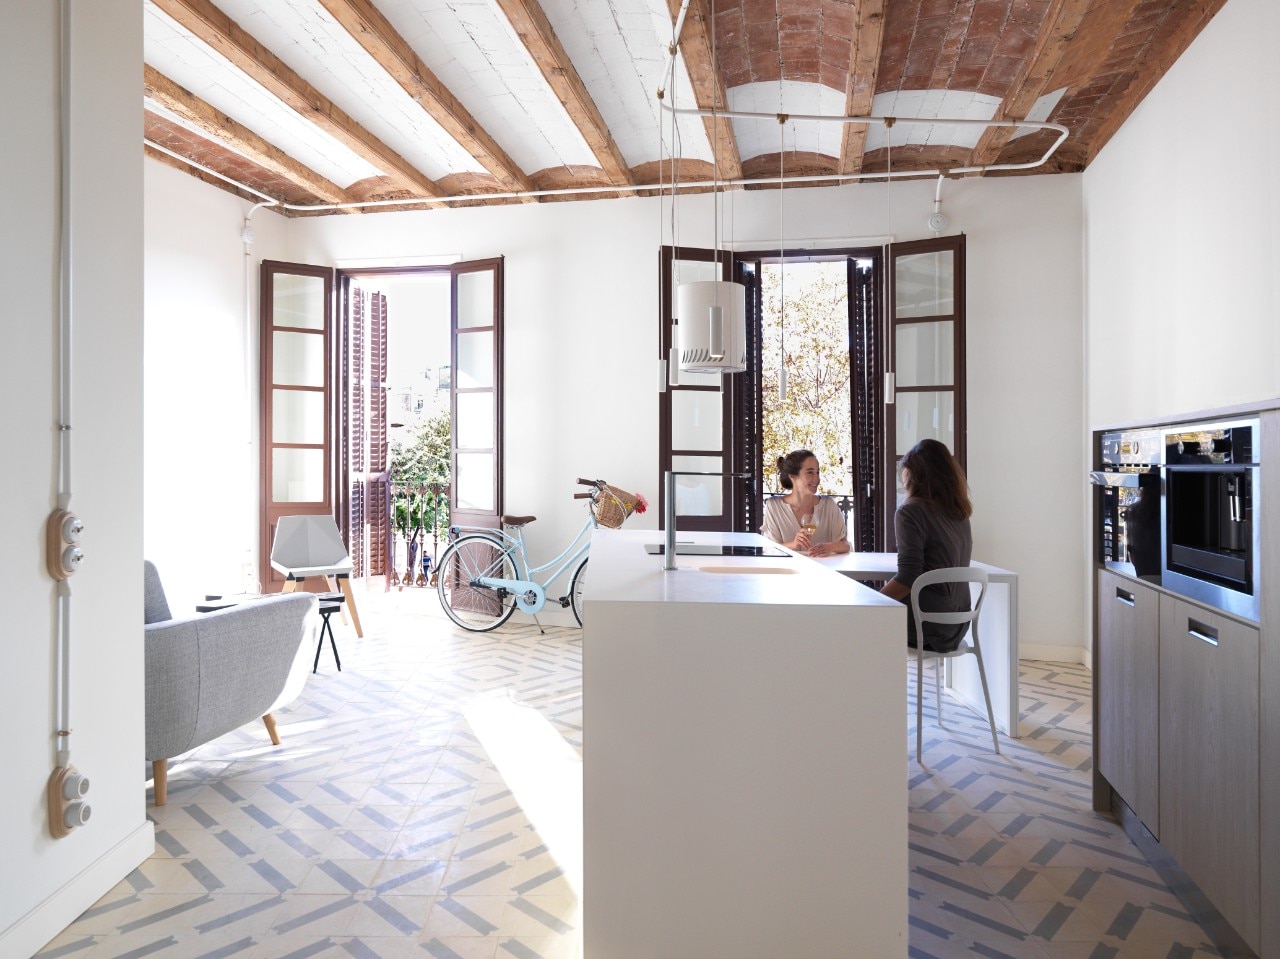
[{"xmin": 141, "ymin": 0, "xmax": 1230, "ymax": 215}]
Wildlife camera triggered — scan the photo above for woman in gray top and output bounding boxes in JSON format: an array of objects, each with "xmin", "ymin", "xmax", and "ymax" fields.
[{"xmin": 879, "ymin": 439, "xmax": 974, "ymax": 652}]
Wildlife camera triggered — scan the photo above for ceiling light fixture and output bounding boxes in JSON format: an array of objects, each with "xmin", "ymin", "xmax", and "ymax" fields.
[{"xmin": 674, "ymin": 4, "xmax": 745, "ymax": 377}]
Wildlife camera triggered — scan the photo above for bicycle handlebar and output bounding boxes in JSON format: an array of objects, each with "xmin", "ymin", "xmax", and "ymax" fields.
[
  {"xmin": 572, "ymin": 492, "xmax": 592, "ymax": 499},
  {"xmin": 576, "ymin": 477, "xmax": 606, "ymax": 487}
]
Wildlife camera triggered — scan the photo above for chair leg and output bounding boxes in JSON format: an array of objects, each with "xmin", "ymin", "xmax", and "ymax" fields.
[
  {"xmin": 916, "ymin": 645, "xmax": 924, "ymax": 762},
  {"xmin": 934, "ymin": 657, "xmax": 944, "ymax": 725},
  {"xmin": 971, "ymin": 631, "xmax": 1001, "ymax": 755},
  {"xmin": 262, "ymin": 712, "xmax": 281, "ymax": 746},
  {"xmin": 338, "ymin": 575, "xmax": 363, "ymax": 638},
  {"xmin": 282, "ymin": 577, "xmax": 298, "ymax": 593},
  {"xmin": 152, "ymin": 758, "xmax": 168, "ymax": 806}
]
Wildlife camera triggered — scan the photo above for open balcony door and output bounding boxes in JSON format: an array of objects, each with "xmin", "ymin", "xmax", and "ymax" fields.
[
  {"xmin": 449, "ymin": 258, "xmax": 504, "ymax": 534},
  {"xmin": 259, "ymin": 260, "xmax": 335, "ymax": 590},
  {"xmin": 658, "ymin": 245, "xmax": 750, "ymax": 532}
]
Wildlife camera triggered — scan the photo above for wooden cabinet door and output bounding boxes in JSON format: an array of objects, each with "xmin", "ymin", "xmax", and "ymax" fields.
[
  {"xmin": 1096, "ymin": 570, "xmax": 1161, "ymax": 834},
  {"xmin": 1159, "ymin": 595, "xmax": 1260, "ymax": 952}
]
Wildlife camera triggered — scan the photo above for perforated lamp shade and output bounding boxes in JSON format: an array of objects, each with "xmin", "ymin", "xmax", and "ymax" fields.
[{"xmin": 676, "ymin": 280, "xmax": 747, "ymax": 373}]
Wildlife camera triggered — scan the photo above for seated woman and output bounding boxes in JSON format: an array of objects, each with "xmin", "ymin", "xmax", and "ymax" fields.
[
  {"xmin": 879, "ymin": 438, "xmax": 973, "ymax": 652},
  {"xmin": 759, "ymin": 449, "xmax": 850, "ymax": 557}
]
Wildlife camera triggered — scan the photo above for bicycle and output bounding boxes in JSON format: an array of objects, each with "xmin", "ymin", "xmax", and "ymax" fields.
[{"xmin": 435, "ymin": 478, "xmax": 646, "ymax": 632}]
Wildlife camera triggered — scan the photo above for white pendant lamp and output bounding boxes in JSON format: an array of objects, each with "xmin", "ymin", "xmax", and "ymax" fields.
[{"xmin": 677, "ymin": 280, "xmax": 746, "ymax": 373}]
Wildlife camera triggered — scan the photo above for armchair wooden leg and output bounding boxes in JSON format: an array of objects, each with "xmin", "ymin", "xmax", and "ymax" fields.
[
  {"xmin": 152, "ymin": 758, "xmax": 168, "ymax": 806},
  {"xmin": 282, "ymin": 577, "xmax": 298, "ymax": 593},
  {"xmin": 263, "ymin": 712, "xmax": 281, "ymax": 746}
]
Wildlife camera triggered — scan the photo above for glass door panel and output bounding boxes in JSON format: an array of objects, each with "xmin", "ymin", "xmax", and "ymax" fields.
[
  {"xmin": 671, "ymin": 454, "xmax": 724, "ymax": 515},
  {"xmin": 894, "ymin": 320, "xmax": 954, "ymax": 387},
  {"xmin": 272, "ymin": 390, "xmax": 325, "ymax": 444},
  {"xmin": 894, "ymin": 250, "xmax": 955, "ymax": 318},
  {"xmin": 671, "ymin": 391, "xmax": 722, "ymax": 451}
]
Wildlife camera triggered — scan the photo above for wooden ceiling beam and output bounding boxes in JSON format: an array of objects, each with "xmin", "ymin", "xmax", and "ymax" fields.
[
  {"xmin": 669, "ymin": 0, "xmax": 742, "ymax": 182},
  {"xmin": 968, "ymin": 0, "xmax": 1093, "ymax": 169},
  {"xmin": 151, "ymin": 0, "xmax": 441, "ymax": 199},
  {"xmin": 144, "ymin": 65, "xmax": 353, "ymax": 205},
  {"xmin": 316, "ymin": 0, "xmax": 533, "ymax": 195},
  {"xmin": 839, "ymin": 0, "xmax": 885, "ymax": 176},
  {"xmin": 492, "ymin": 0, "xmax": 636, "ymax": 187}
]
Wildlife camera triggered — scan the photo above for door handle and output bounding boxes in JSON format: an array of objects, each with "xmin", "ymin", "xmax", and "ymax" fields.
[
  {"xmin": 1188, "ymin": 618, "xmax": 1219, "ymax": 646},
  {"xmin": 1115, "ymin": 588, "xmax": 1135, "ymax": 607}
]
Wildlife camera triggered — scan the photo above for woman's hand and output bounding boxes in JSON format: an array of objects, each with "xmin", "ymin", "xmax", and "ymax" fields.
[
  {"xmin": 807, "ymin": 541, "xmax": 834, "ymax": 557},
  {"xmin": 791, "ymin": 527, "xmax": 813, "ymax": 553}
]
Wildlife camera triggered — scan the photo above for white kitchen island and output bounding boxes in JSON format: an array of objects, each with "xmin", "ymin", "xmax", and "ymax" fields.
[{"xmin": 583, "ymin": 529, "xmax": 908, "ymax": 959}]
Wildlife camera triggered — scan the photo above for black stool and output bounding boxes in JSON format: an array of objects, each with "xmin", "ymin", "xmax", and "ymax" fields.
[{"xmin": 314, "ymin": 593, "xmax": 345, "ymax": 672}]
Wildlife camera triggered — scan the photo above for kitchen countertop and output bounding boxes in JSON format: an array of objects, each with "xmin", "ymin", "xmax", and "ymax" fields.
[{"xmin": 587, "ymin": 528, "xmax": 904, "ymax": 609}]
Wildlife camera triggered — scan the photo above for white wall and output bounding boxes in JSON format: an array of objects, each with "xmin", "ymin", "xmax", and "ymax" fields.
[
  {"xmin": 143, "ymin": 161, "xmax": 290, "ymax": 610},
  {"xmin": 143, "ymin": 170, "xmax": 1086, "ymax": 656},
  {"xmin": 0, "ymin": 2, "xmax": 154, "ymax": 955},
  {"xmin": 1084, "ymin": 0, "xmax": 1279, "ymax": 427}
]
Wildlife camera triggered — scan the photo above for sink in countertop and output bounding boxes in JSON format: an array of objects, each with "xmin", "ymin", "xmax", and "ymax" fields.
[{"xmin": 697, "ymin": 565, "xmax": 799, "ymax": 575}]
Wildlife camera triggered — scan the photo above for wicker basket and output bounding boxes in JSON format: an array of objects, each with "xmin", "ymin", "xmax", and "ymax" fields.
[{"xmin": 592, "ymin": 484, "xmax": 641, "ymax": 529}]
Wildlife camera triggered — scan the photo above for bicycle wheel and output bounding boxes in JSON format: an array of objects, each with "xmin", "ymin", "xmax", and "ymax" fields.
[
  {"xmin": 570, "ymin": 557, "xmax": 589, "ymax": 627},
  {"xmin": 437, "ymin": 535, "xmax": 519, "ymax": 631}
]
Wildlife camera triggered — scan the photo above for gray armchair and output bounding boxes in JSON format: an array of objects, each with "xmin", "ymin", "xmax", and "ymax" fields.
[{"xmin": 144, "ymin": 561, "xmax": 318, "ymax": 805}]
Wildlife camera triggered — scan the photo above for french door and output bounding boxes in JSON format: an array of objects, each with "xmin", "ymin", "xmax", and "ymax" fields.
[{"xmin": 259, "ymin": 257, "xmax": 504, "ymax": 588}]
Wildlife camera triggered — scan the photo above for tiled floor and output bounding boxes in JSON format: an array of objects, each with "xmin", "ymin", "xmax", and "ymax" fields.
[{"xmin": 36, "ymin": 583, "xmax": 1230, "ymax": 959}]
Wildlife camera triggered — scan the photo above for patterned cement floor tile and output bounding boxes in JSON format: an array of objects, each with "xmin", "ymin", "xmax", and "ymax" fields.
[{"xmin": 35, "ymin": 585, "xmax": 1233, "ymax": 959}]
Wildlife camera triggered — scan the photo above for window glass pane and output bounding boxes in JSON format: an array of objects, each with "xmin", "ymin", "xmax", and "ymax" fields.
[
  {"xmin": 272, "ymin": 448, "xmax": 324, "ymax": 502},
  {"xmin": 457, "ymin": 452, "xmax": 494, "ymax": 511},
  {"xmin": 457, "ymin": 331, "xmax": 493, "ymax": 389},
  {"xmin": 456, "ymin": 392, "xmax": 493, "ymax": 450},
  {"xmin": 671, "ymin": 390, "xmax": 722, "ymax": 451},
  {"xmin": 273, "ymin": 331, "xmax": 325, "ymax": 387},
  {"xmin": 895, "ymin": 251, "xmax": 954, "ymax": 318},
  {"xmin": 457, "ymin": 270, "xmax": 494, "ymax": 329},
  {"xmin": 273, "ymin": 273, "xmax": 325, "ymax": 330},
  {"xmin": 895, "ymin": 391, "xmax": 955, "ymax": 458},
  {"xmin": 671, "ymin": 454, "xmax": 723, "ymax": 515},
  {"xmin": 895, "ymin": 320, "xmax": 954, "ymax": 387},
  {"xmin": 272, "ymin": 389, "xmax": 325, "ymax": 444}
]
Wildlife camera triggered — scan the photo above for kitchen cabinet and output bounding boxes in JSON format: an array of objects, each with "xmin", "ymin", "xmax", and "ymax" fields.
[
  {"xmin": 1096, "ymin": 569, "xmax": 1160, "ymax": 834},
  {"xmin": 1158, "ymin": 594, "xmax": 1260, "ymax": 952}
]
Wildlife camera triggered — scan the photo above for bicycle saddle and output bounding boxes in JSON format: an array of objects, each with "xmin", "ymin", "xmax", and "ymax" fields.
[{"xmin": 502, "ymin": 514, "xmax": 536, "ymax": 527}]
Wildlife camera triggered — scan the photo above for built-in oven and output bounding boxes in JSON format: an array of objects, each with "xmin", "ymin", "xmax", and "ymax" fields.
[
  {"xmin": 1091, "ymin": 428, "xmax": 1162, "ymax": 579},
  {"xmin": 1162, "ymin": 417, "xmax": 1260, "ymax": 621}
]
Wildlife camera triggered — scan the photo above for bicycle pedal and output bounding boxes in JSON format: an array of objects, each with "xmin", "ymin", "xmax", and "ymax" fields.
[{"xmin": 557, "ymin": 596, "xmax": 571, "ymax": 608}]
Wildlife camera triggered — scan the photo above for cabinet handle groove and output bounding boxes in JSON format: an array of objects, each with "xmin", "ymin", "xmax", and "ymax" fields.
[
  {"xmin": 1188, "ymin": 618, "xmax": 1219, "ymax": 646},
  {"xmin": 1115, "ymin": 588, "xmax": 1135, "ymax": 606}
]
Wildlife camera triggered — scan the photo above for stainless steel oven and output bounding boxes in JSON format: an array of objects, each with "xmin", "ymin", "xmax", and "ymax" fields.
[
  {"xmin": 1161, "ymin": 417, "xmax": 1260, "ymax": 621},
  {"xmin": 1092, "ymin": 428, "xmax": 1162, "ymax": 579}
]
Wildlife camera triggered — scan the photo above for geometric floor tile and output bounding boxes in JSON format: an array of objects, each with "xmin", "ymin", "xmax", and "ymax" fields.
[{"xmin": 34, "ymin": 583, "xmax": 1230, "ymax": 959}]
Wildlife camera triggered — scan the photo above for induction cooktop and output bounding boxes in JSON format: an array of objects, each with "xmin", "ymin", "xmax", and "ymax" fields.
[{"xmin": 643, "ymin": 543, "xmax": 792, "ymax": 557}]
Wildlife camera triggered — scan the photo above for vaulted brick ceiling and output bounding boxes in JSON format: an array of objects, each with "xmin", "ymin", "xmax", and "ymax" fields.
[{"xmin": 142, "ymin": 0, "xmax": 1226, "ymax": 216}]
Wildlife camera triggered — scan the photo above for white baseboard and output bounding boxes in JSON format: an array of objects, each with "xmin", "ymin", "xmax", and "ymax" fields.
[
  {"xmin": 2, "ymin": 820, "xmax": 154, "ymax": 959},
  {"xmin": 1019, "ymin": 644, "xmax": 1090, "ymax": 668}
]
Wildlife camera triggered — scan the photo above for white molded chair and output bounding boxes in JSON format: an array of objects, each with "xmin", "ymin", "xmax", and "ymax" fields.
[
  {"xmin": 270, "ymin": 514, "xmax": 364, "ymax": 637},
  {"xmin": 910, "ymin": 566, "xmax": 999, "ymax": 762}
]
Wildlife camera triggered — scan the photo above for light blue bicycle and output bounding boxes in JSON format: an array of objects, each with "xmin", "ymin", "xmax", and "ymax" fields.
[{"xmin": 435, "ymin": 478, "xmax": 644, "ymax": 631}]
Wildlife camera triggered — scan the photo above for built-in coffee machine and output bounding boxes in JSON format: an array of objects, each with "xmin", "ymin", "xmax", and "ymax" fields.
[
  {"xmin": 1161, "ymin": 417, "xmax": 1260, "ymax": 621},
  {"xmin": 1092, "ymin": 427, "xmax": 1162, "ymax": 579}
]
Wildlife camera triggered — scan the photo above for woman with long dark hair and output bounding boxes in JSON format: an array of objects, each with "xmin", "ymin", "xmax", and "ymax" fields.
[{"xmin": 879, "ymin": 439, "xmax": 973, "ymax": 652}]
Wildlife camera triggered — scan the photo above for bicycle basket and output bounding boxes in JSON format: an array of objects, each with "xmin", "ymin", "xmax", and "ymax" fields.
[{"xmin": 592, "ymin": 485, "xmax": 641, "ymax": 529}]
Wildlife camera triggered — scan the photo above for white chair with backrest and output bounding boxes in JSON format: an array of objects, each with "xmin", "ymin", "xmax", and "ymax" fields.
[
  {"xmin": 270, "ymin": 514, "xmax": 364, "ymax": 637},
  {"xmin": 910, "ymin": 566, "xmax": 999, "ymax": 762}
]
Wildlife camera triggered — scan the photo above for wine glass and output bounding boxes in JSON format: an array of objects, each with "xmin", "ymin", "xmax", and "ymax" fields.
[{"xmin": 799, "ymin": 513, "xmax": 816, "ymax": 553}]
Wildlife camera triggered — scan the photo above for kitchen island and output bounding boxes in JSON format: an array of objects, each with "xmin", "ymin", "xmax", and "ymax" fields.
[{"xmin": 583, "ymin": 529, "xmax": 908, "ymax": 959}]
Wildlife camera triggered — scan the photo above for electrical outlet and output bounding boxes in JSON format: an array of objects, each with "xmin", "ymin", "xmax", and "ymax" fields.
[
  {"xmin": 47, "ymin": 765, "xmax": 91, "ymax": 838},
  {"xmin": 46, "ymin": 509, "xmax": 84, "ymax": 580}
]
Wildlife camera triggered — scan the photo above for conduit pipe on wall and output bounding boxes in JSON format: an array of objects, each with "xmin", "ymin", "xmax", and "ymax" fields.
[{"xmin": 49, "ymin": 0, "xmax": 92, "ymax": 839}]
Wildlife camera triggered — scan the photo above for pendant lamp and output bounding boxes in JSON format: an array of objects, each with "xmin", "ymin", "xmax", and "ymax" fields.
[{"xmin": 677, "ymin": 280, "xmax": 746, "ymax": 372}]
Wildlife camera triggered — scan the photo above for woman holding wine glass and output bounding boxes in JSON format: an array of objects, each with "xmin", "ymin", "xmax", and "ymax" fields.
[{"xmin": 759, "ymin": 449, "xmax": 850, "ymax": 557}]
